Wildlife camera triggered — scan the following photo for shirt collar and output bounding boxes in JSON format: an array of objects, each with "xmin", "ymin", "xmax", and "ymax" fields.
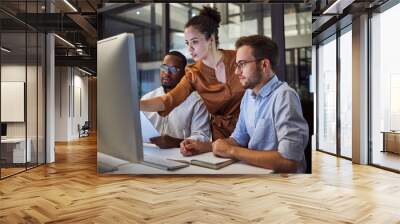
[{"xmin": 252, "ymin": 75, "xmax": 280, "ymax": 98}]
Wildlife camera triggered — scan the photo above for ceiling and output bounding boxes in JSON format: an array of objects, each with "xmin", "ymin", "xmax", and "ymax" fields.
[
  {"xmin": 0, "ymin": 0, "xmax": 102, "ymax": 73},
  {"xmin": 312, "ymin": 0, "xmax": 390, "ymax": 42},
  {"xmin": 0, "ymin": 0, "xmax": 313, "ymax": 74}
]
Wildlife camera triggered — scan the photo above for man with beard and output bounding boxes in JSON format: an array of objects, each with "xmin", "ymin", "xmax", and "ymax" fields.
[
  {"xmin": 211, "ymin": 35, "xmax": 309, "ymax": 173},
  {"xmin": 141, "ymin": 51, "xmax": 210, "ymax": 149}
]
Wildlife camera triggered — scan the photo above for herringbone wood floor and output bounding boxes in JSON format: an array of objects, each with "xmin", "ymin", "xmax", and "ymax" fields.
[{"xmin": 1, "ymin": 135, "xmax": 400, "ymax": 224}]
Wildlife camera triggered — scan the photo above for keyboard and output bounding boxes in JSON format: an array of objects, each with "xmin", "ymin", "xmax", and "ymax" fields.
[{"xmin": 142, "ymin": 155, "xmax": 189, "ymax": 171}]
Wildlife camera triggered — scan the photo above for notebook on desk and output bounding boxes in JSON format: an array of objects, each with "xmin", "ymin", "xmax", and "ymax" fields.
[{"xmin": 168, "ymin": 152, "xmax": 236, "ymax": 170}]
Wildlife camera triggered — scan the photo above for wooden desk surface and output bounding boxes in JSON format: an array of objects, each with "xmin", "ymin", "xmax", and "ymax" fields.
[{"xmin": 98, "ymin": 145, "xmax": 272, "ymax": 175}]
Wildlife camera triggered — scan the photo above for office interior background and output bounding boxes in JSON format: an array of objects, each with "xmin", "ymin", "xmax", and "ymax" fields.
[
  {"xmin": 0, "ymin": 0, "xmax": 98, "ymax": 179},
  {"xmin": 313, "ymin": 0, "xmax": 400, "ymax": 172}
]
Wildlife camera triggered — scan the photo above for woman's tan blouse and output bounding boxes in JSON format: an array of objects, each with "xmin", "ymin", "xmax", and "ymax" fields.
[{"xmin": 159, "ymin": 49, "xmax": 245, "ymax": 140}]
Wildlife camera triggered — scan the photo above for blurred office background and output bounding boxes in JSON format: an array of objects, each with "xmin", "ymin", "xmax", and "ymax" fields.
[{"xmin": 99, "ymin": 3, "xmax": 312, "ymax": 99}]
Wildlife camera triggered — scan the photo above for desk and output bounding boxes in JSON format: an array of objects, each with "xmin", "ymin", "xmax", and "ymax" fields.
[
  {"xmin": 98, "ymin": 146, "xmax": 272, "ymax": 175},
  {"xmin": 1, "ymin": 138, "xmax": 31, "ymax": 163},
  {"xmin": 381, "ymin": 131, "xmax": 400, "ymax": 154}
]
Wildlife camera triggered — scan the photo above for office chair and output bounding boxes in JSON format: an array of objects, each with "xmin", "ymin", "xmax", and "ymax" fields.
[{"xmin": 79, "ymin": 121, "xmax": 90, "ymax": 138}]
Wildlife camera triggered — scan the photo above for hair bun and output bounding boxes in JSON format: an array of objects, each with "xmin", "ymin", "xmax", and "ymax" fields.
[{"xmin": 200, "ymin": 6, "xmax": 221, "ymax": 25}]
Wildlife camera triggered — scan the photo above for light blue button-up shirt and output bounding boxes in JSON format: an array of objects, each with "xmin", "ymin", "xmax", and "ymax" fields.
[{"xmin": 231, "ymin": 75, "xmax": 309, "ymax": 173}]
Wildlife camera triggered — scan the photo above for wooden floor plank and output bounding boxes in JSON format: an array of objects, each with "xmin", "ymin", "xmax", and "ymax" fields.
[{"xmin": 0, "ymin": 135, "xmax": 400, "ymax": 223}]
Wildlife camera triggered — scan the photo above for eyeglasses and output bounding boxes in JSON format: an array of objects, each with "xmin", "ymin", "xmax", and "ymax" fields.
[
  {"xmin": 160, "ymin": 64, "xmax": 180, "ymax": 75},
  {"xmin": 234, "ymin": 58, "xmax": 265, "ymax": 73}
]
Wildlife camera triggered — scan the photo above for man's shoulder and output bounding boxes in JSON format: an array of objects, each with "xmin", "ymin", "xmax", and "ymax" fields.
[
  {"xmin": 271, "ymin": 83, "xmax": 302, "ymax": 110},
  {"xmin": 274, "ymin": 82, "xmax": 299, "ymax": 98}
]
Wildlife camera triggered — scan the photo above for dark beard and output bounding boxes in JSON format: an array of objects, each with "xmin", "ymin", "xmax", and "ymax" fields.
[
  {"xmin": 244, "ymin": 66, "xmax": 263, "ymax": 89},
  {"xmin": 162, "ymin": 84, "xmax": 173, "ymax": 93}
]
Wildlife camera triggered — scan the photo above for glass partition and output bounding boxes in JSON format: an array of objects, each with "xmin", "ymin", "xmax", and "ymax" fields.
[
  {"xmin": 38, "ymin": 32, "xmax": 45, "ymax": 165},
  {"xmin": 339, "ymin": 27, "xmax": 352, "ymax": 158},
  {"xmin": 317, "ymin": 35, "xmax": 337, "ymax": 154},
  {"xmin": 0, "ymin": 1, "xmax": 46, "ymax": 179},
  {"xmin": 27, "ymin": 30, "xmax": 38, "ymax": 169},
  {"xmin": 370, "ymin": 3, "xmax": 400, "ymax": 171},
  {"xmin": 284, "ymin": 4, "xmax": 312, "ymax": 97},
  {"xmin": 1, "ymin": 31, "xmax": 28, "ymax": 177}
]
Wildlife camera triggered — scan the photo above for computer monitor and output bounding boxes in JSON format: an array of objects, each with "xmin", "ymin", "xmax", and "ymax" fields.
[
  {"xmin": 97, "ymin": 33, "xmax": 187, "ymax": 171},
  {"xmin": 97, "ymin": 33, "xmax": 143, "ymax": 162},
  {"xmin": 97, "ymin": 33, "xmax": 188, "ymax": 170},
  {"xmin": 1, "ymin": 123, "xmax": 7, "ymax": 137}
]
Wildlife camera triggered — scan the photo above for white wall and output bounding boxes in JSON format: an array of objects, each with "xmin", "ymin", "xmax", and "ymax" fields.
[
  {"xmin": 1, "ymin": 64, "xmax": 38, "ymax": 138},
  {"xmin": 55, "ymin": 67, "xmax": 69, "ymax": 141},
  {"xmin": 71, "ymin": 72, "xmax": 89, "ymax": 138},
  {"xmin": 1, "ymin": 63, "xmax": 46, "ymax": 164},
  {"xmin": 55, "ymin": 67, "xmax": 89, "ymax": 141}
]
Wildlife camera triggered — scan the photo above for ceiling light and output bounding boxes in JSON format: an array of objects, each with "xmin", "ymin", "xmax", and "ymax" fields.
[
  {"xmin": 63, "ymin": 0, "xmax": 78, "ymax": 12},
  {"xmin": 136, "ymin": 11, "xmax": 140, "ymax": 15},
  {"xmin": 323, "ymin": 0, "xmax": 355, "ymax": 15},
  {"xmin": 54, "ymin": 34, "xmax": 75, "ymax": 48},
  {"xmin": 78, "ymin": 67, "xmax": 93, "ymax": 76},
  {"xmin": 1, "ymin": 47, "xmax": 11, "ymax": 53}
]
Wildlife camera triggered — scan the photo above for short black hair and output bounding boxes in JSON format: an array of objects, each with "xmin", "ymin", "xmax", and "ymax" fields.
[
  {"xmin": 235, "ymin": 35, "xmax": 279, "ymax": 72},
  {"xmin": 165, "ymin": 51, "xmax": 187, "ymax": 74}
]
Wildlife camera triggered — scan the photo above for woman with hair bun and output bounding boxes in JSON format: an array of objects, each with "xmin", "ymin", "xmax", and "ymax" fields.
[{"xmin": 140, "ymin": 6, "xmax": 245, "ymax": 156}]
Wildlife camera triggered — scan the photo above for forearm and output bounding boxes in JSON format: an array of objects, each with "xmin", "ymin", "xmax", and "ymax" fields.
[
  {"xmin": 231, "ymin": 147, "xmax": 297, "ymax": 173},
  {"xmin": 140, "ymin": 97, "xmax": 165, "ymax": 112}
]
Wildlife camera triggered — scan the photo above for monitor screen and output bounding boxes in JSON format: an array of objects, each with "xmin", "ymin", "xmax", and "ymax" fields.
[
  {"xmin": 1, "ymin": 123, "xmax": 6, "ymax": 137},
  {"xmin": 97, "ymin": 33, "xmax": 143, "ymax": 162}
]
